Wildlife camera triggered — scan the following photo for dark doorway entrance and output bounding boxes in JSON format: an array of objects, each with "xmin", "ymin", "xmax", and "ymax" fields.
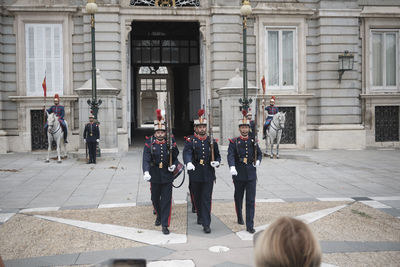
[
  {"xmin": 130, "ymin": 21, "xmax": 201, "ymax": 144},
  {"xmin": 31, "ymin": 110, "xmax": 48, "ymax": 150}
]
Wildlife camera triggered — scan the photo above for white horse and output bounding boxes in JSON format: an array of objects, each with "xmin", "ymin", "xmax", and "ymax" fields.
[
  {"xmin": 265, "ymin": 112, "xmax": 286, "ymax": 159},
  {"xmin": 45, "ymin": 112, "xmax": 67, "ymax": 163}
]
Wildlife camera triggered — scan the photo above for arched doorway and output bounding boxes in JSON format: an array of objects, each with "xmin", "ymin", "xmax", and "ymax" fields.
[{"xmin": 130, "ymin": 21, "xmax": 201, "ymax": 144}]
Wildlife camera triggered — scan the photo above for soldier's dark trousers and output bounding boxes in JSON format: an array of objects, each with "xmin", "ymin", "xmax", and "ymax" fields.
[
  {"xmin": 151, "ymin": 182, "xmax": 172, "ymax": 227},
  {"xmin": 191, "ymin": 180, "xmax": 214, "ymax": 227},
  {"xmin": 233, "ymin": 179, "xmax": 256, "ymax": 229},
  {"xmin": 87, "ymin": 142, "xmax": 97, "ymax": 163}
]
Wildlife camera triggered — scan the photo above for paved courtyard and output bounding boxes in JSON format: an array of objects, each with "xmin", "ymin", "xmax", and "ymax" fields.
[{"xmin": 0, "ymin": 147, "xmax": 399, "ymax": 266}]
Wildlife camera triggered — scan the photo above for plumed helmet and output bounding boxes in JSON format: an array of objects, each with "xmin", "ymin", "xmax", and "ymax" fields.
[
  {"xmin": 154, "ymin": 109, "xmax": 166, "ymax": 131},
  {"xmin": 194, "ymin": 109, "xmax": 207, "ymax": 126},
  {"xmin": 238, "ymin": 109, "xmax": 250, "ymax": 127}
]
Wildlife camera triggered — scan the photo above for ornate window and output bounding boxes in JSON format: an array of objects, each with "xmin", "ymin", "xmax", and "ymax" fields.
[
  {"xmin": 265, "ymin": 28, "xmax": 296, "ymax": 90},
  {"xmin": 130, "ymin": 0, "xmax": 200, "ymax": 7},
  {"xmin": 25, "ymin": 23, "xmax": 63, "ymax": 96},
  {"xmin": 375, "ymin": 106, "xmax": 399, "ymax": 142},
  {"xmin": 371, "ymin": 30, "xmax": 399, "ymax": 90}
]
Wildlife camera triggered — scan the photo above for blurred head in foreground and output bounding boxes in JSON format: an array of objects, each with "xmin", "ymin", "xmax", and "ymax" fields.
[{"xmin": 254, "ymin": 216, "xmax": 321, "ymax": 267}]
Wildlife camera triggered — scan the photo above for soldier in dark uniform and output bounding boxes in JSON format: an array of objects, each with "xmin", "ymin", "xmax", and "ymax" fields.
[
  {"xmin": 83, "ymin": 114, "xmax": 100, "ymax": 164},
  {"xmin": 142, "ymin": 109, "xmax": 179, "ymax": 235},
  {"xmin": 183, "ymin": 109, "xmax": 221, "ymax": 234},
  {"xmin": 45, "ymin": 94, "xmax": 68, "ymax": 143},
  {"xmin": 228, "ymin": 110, "xmax": 262, "ymax": 234}
]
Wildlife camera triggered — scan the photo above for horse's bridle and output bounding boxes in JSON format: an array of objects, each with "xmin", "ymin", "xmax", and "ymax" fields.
[
  {"xmin": 270, "ymin": 115, "xmax": 283, "ymax": 132},
  {"xmin": 48, "ymin": 117, "xmax": 61, "ymax": 136}
]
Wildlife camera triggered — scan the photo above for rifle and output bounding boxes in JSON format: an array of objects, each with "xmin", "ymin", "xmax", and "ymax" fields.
[
  {"xmin": 207, "ymin": 99, "xmax": 215, "ymax": 162},
  {"xmin": 165, "ymin": 91, "xmax": 173, "ymax": 167},
  {"xmin": 254, "ymin": 99, "xmax": 259, "ymax": 163}
]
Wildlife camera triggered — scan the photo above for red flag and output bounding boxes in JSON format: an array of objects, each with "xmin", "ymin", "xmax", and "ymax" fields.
[
  {"xmin": 42, "ymin": 75, "xmax": 47, "ymax": 97},
  {"xmin": 261, "ymin": 75, "xmax": 266, "ymax": 95}
]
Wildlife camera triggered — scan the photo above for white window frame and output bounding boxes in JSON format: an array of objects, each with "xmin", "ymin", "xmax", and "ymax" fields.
[
  {"xmin": 264, "ymin": 26, "xmax": 297, "ymax": 91},
  {"xmin": 25, "ymin": 23, "xmax": 63, "ymax": 97},
  {"xmin": 370, "ymin": 29, "xmax": 399, "ymax": 91}
]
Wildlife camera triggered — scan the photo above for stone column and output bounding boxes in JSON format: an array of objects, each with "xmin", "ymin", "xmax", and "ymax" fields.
[
  {"xmin": 75, "ymin": 70, "xmax": 121, "ymax": 154},
  {"xmin": 216, "ymin": 69, "xmax": 257, "ymax": 146}
]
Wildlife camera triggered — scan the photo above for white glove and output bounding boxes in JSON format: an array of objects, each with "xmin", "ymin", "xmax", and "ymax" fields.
[
  {"xmin": 84, "ymin": 139, "xmax": 86, "ymax": 143},
  {"xmin": 96, "ymin": 139, "xmax": 99, "ymax": 143},
  {"xmin": 254, "ymin": 160, "xmax": 260, "ymax": 167},
  {"xmin": 230, "ymin": 166, "xmax": 238, "ymax": 176},
  {"xmin": 143, "ymin": 171, "xmax": 151, "ymax": 181},
  {"xmin": 187, "ymin": 162, "xmax": 195, "ymax": 171},
  {"xmin": 168, "ymin": 165, "xmax": 176, "ymax": 172},
  {"xmin": 210, "ymin": 161, "xmax": 220, "ymax": 168}
]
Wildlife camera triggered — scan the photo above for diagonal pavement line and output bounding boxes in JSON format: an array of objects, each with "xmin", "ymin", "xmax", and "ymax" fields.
[
  {"xmin": 295, "ymin": 204, "xmax": 348, "ymax": 224},
  {"xmin": 35, "ymin": 215, "xmax": 187, "ymax": 245},
  {"xmin": 236, "ymin": 204, "xmax": 348, "ymax": 241}
]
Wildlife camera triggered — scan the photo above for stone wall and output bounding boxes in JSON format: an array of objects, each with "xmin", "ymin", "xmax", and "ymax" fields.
[
  {"xmin": 0, "ymin": 3, "xmax": 17, "ymax": 131},
  {"xmin": 306, "ymin": 0, "xmax": 362, "ymax": 126},
  {"xmin": 209, "ymin": 1, "xmax": 256, "ymax": 130}
]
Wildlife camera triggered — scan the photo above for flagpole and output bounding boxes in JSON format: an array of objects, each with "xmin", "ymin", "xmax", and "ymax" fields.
[{"xmin": 42, "ymin": 72, "xmax": 47, "ymax": 139}]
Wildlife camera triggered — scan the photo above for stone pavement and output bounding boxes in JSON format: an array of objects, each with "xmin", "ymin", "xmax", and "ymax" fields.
[{"xmin": 0, "ymin": 147, "xmax": 400, "ymax": 266}]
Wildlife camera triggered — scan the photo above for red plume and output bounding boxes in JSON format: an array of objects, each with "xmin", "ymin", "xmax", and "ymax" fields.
[
  {"xmin": 271, "ymin": 96, "xmax": 276, "ymax": 100},
  {"xmin": 198, "ymin": 109, "xmax": 205, "ymax": 117},
  {"xmin": 242, "ymin": 109, "xmax": 247, "ymax": 117},
  {"xmin": 156, "ymin": 109, "xmax": 162, "ymax": 121}
]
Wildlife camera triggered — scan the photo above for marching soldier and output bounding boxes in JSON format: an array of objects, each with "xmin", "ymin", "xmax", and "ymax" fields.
[
  {"xmin": 142, "ymin": 109, "xmax": 179, "ymax": 235},
  {"xmin": 228, "ymin": 110, "xmax": 262, "ymax": 234},
  {"xmin": 45, "ymin": 94, "xmax": 68, "ymax": 143},
  {"xmin": 83, "ymin": 114, "xmax": 100, "ymax": 164},
  {"xmin": 183, "ymin": 109, "xmax": 221, "ymax": 234}
]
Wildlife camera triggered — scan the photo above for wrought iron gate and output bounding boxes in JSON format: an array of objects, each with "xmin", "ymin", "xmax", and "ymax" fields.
[
  {"xmin": 31, "ymin": 110, "xmax": 48, "ymax": 150},
  {"xmin": 278, "ymin": 107, "xmax": 296, "ymax": 144},
  {"xmin": 375, "ymin": 106, "xmax": 399, "ymax": 142}
]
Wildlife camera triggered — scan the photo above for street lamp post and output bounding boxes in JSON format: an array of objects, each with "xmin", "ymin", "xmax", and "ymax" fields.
[
  {"xmin": 86, "ymin": 0, "xmax": 102, "ymax": 120},
  {"xmin": 239, "ymin": 0, "xmax": 252, "ymax": 112}
]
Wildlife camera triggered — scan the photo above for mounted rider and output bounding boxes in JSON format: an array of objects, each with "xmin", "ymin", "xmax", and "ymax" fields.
[
  {"xmin": 263, "ymin": 96, "xmax": 279, "ymax": 138},
  {"xmin": 45, "ymin": 94, "xmax": 68, "ymax": 143}
]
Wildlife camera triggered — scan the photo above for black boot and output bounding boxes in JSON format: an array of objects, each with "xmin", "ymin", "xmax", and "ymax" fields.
[
  {"xmin": 237, "ymin": 216, "xmax": 244, "ymax": 225},
  {"xmin": 162, "ymin": 226, "xmax": 170, "ymax": 235},
  {"xmin": 155, "ymin": 217, "xmax": 161, "ymax": 226},
  {"xmin": 203, "ymin": 226, "xmax": 211, "ymax": 234},
  {"xmin": 64, "ymin": 131, "xmax": 68, "ymax": 144},
  {"xmin": 247, "ymin": 227, "xmax": 255, "ymax": 234}
]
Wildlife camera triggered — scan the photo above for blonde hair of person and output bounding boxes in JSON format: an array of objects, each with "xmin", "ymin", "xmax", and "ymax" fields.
[{"xmin": 254, "ymin": 216, "xmax": 321, "ymax": 267}]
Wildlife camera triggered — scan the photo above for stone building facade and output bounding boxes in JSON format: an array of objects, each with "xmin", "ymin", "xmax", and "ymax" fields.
[{"xmin": 0, "ymin": 0, "xmax": 399, "ymax": 153}]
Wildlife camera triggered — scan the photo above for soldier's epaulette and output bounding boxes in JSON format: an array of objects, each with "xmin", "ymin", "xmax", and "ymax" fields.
[
  {"xmin": 214, "ymin": 138, "xmax": 219, "ymax": 143},
  {"xmin": 173, "ymin": 142, "xmax": 177, "ymax": 147},
  {"xmin": 184, "ymin": 136, "xmax": 192, "ymax": 142},
  {"xmin": 228, "ymin": 138, "xmax": 236, "ymax": 144},
  {"xmin": 145, "ymin": 136, "xmax": 150, "ymax": 140}
]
